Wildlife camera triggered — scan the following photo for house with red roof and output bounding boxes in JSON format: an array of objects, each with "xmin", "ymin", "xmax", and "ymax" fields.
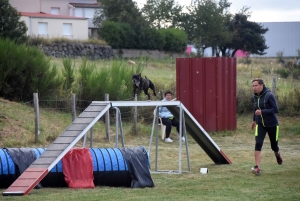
[{"xmin": 9, "ymin": 0, "xmax": 101, "ymax": 40}]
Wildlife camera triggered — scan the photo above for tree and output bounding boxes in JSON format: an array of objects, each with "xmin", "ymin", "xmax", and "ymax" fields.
[
  {"xmin": 0, "ymin": 0, "xmax": 28, "ymax": 43},
  {"xmin": 142, "ymin": 0, "xmax": 183, "ymax": 29},
  {"xmin": 182, "ymin": 0, "xmax": 233, "ymax": 55},
  {"xmin": 219, "ymin": 10, "xmax": 269, "ymax": 57},
  {"xmin": 96, "ymin": 0, "xmax": 146, "ymax": 28}
]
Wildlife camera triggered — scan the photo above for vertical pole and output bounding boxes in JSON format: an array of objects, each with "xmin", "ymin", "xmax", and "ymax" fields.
[
  {"xmin": 33, "ymin": 93, "xmax": 40, "ymax": 143},
  {"xmin": 115, "ymin": 107, "xmax": 119, "ymax": 148},
  {"xmin": 105, "ymin": 94, "xmax": 110, "ymax": 140},
  {"xmin": 272, "ymin": 77, "xmax": 276, "ymax": 96},
  {"xmin": 71, "ymin": 93, "xmax": 76, "ymax": 121},
  {"xmin": 134, "ymin": 95, "xmax": 137, "ymax": 135},
  {"xmin": 90, "ymin": 127, "xmax": 93, "ymax": 148},
  {"xmin": 178, "ymin": 106, "xmax": 182, "ymax": 174},
  {"xmin": 160, "ymin": 90, "xmax": 164, "ymax": 100}
]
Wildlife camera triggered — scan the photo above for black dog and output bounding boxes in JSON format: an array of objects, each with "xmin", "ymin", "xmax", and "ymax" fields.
[{"xmin": 132, "ymin": 73, "xmax": 156, "ymax": 100}]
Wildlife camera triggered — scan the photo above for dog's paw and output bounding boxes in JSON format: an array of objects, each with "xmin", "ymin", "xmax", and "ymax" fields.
[{"xmin": 147, "ymin": 99, "xmax": 151, "ymax": 102}]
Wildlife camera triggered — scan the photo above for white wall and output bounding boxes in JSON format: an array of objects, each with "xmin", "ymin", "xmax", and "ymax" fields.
[{"xmin": 21, "ymin": 16, "xmax": 89, "ymax": 40}]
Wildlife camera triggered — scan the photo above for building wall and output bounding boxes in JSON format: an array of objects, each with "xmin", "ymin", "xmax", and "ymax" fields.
[
  {"xmin": 9, "ymin": 0, "xmax": 41, "ymax": 12},
  {"xmin": 21, "ymin": 16, "xmax": 88, "ymax": 40},
  {"xmin": 259, "ymin": 22, "xmax": 300, "ymax": 57},
  {"xmin": 40, "ymin": 0, "xmax": 70, "ymax": 15}
]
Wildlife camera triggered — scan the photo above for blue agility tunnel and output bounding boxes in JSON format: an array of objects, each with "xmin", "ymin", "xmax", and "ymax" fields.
[{"xmin": 0, "ymin": 147, "xmax": 152, "ymax": 188}]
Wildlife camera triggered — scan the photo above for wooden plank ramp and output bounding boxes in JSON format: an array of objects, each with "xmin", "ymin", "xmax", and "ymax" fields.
[{"xmin": 2, "ymin": 102, "xmax": 111, "ymax": 196}]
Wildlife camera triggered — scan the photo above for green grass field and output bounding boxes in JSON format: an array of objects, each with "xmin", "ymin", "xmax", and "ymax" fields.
[{"xmin": 1, "ymin": 57, "xmax": 300, "ymax": 200}]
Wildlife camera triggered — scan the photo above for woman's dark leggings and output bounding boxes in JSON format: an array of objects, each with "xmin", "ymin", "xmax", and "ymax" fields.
[
  {"xmin": 161, "ymin": 118, "xmax": 179, "ymax": 138},
  {"xmin": 255, "ymin": 123, "xmax": 279, "ymax": 152}
]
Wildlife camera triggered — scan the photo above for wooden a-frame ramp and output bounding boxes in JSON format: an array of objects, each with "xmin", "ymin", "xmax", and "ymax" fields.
[
  {"xmin": 2, "ymin": 102, "xmax": 111, "ymax": 196},
  {"xmin": 3, "ymin": 101, "xmax": 231, "ymax": 196}
]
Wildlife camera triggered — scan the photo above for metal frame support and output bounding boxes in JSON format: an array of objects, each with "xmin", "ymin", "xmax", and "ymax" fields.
[
  {"xmin": 148, "ymin": 105, "xmax": 190, "ymax": 174},
  {"xmin": 112, "ymin": 107, "xmax": 125, "ymax": 148}
]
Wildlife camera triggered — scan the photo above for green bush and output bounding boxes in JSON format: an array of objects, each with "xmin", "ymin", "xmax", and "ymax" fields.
[
  {"xmin": 137, "ymin": 27, "xmax": 165, "ymax": 50},
  {"xmin": 277, "ymin": 89, "xmax": 300, "ymax": 116},
  {"xmin": 77, "ymin": 59, "xmax": 144, "ymax": 101},
  {"xmin": 98, "ymin": 21, "xmax": 137, "ymax": 49},
  {"xmin": 159, "ymin": 28, "xmax": 188, "ymax": 52},
  {"xmin": 292, "ymin": 68, "xmax": 300, "ymax": 80},
  {"xmin": 236, "ymin": 86, "xmax": 253, "ymax": 114},
  {"xmin": 0, "ymin": 38, "xmax": 62, "ymax": 101},
  {"xmin": 275, "ymin": 68, "xmax": 289, "ymax": 78},
  {"xmin": 99, "ymin": 21, "xmax": 124, "ymax": 48}
]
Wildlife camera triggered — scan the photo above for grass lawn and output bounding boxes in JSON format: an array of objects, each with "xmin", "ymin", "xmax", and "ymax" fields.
[{"xmin": 0, "ymin": 106, "xmax": 299, "ymax": 200}]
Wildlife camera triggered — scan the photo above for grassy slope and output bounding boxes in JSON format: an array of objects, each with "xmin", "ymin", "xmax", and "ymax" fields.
[{"xmin": 1, "ymin": 58, "xmax": 300, "ymax": 200}]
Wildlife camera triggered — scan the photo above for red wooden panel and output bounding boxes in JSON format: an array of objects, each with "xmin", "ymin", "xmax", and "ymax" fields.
[
  {"xmin": 176, "ymin": 57, "xmax": 236, "ymax": 132},
  {"xmin": 229, "ymin": 58, "xmax": 237, "ymax": 130},
  {"xmin": 176, "ymin": 58, "xmax": 191, "ymax": 107},
  {"xmin": 191, "ymin": 58, "xmax": 205, "ymax": 126},
  {"xmin": 216, "ymin": 58, "xmax": 225, "ymax": 131},
  {"xmin": 223, "ymin": 58, "xmax": 230, "ymax": 130},
  {"xmin": 204, "ymin": 58, "xmax": 217, "ymax": 131}
]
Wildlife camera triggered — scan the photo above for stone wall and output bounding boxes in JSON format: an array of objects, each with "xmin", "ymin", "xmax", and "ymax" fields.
[
  {"xmin": 117, "ymin": 49, "xmax": 189, "ymax": 59},
  {"xmin": 41, "ymin": 42, "xmax": 116, "ymax": 59},
  {"xmin": 40, "ymin": 42, "xmax": 189, "ymax": 59}
]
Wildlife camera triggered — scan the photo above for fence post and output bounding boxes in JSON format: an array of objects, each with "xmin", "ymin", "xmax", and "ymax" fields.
[
  {"xmin": 71, "ymin": 94, "xmax": 76, "ymax": 121},
  {"xmin": 105, "ymin": 94, "xmax": 110, "ymax": 140},
  {"xmin": 160, "ymin": 90, "xmax": 164, "ymax": 100},
  {"xmin": 272, "ymin": 77, "xmax": 276, "ymax": 96},
  {"xmin": 134, "ymin": 95, "xmax": 137, "ymax": 135},
  {"xmin": 33, "ymin": 93, "xmax": 40, "ymax": 142}
]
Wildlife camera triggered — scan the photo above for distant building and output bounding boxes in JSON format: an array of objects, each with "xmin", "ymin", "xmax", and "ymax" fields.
[
  {"xmin": 258, "ymin": 22, "xmax": 300, "ymax": 57},
  {"xmin": 9, "ymin": 0, "xmax": 102, "ymax": 40}
]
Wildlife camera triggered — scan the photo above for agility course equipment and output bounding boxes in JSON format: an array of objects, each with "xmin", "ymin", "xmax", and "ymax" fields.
[
  {"xmin": 3, "ymin": 102, "xmax": 111, "ymax": 196},
  {"xmin": 0, "ymin": 147, "xmax": 135, "ymax": 188},
  {"xmin": 3, "ymin": 101, "xmax": 231, "ymax": 196}
]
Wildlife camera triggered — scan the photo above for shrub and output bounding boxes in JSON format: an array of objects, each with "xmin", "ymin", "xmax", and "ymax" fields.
[
  {"xmin": 277, "ymin": 89, "xmax": 300, "ymax": 115},
  {"xmin": 98, "ymin": 21, "xmax": 124, "ymax": 48},
  {"xmin": 292, "ymin": 68, "xmax": 300, "ymax": 80},
  {"xmin": 137, "ymin": 27, "xmax": 165, "ymax": 50},
  {"xmin": 98, "ymin": 21, "xmax": 138, "ymax": 49},
  {"xmin": 236, "ymin": 86, "xmax": 253, "ymax": 114},
  {"xmin": 0, "ymin": 38, "xmax": 62, "ymax": 101},
  {"xmin": 275, "ymin": 68, "xmax": 289, "ymax": 78},
  {"xmin": 77, "ymin": 59, "xmax": 144, "ymax": 101},
  {"xmin": 159, "ymin": 28, "xmax": 188, "ymax": 52}
]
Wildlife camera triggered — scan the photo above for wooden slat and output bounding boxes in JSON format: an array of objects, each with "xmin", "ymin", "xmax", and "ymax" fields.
[
  {"xmin": 84, "ymin": 105, "xmax": 105, "ymax": 112},
  {"xmin": 60, "ymin": 130, "xmax": 82, "ymax": 137},
  {"xmin": 73, "ymin": 117, "xmax": 95, "ymax": 124},
  {"xmin": 39, "ymin": 150, "xmax": 63, "ymax": 157},
  {"xmin": 53, "ymin": 136, "xmax": 77, "ymax": 144},
  {"xmin": 66, "ymin": 124, "xmax": 89, "ymax": 131},
  {"xmin": 33, "ymin": 157, "xmax": 55, "ymax": 165},
  {"xmin": 47, "ymin": 143, "xmax": 70, "ymax": 150},
  {"xmin": 77, "ymin": 112, "xmax": 100, "ymax": 118}
]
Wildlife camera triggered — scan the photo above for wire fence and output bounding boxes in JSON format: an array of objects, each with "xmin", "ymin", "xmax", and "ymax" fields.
[{"xmin": 20, "ymin": 93, "xmax": 164, "ymax": 143}]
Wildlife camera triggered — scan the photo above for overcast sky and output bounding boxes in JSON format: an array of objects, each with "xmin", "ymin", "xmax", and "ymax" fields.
[{"xmin": 133, "ymin": 0, "xmax": 300, "ymax": 22}]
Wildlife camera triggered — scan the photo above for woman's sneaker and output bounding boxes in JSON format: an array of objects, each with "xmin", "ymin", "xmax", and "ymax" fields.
[
  {"xmin": 165, "ymin": 138, "xmax": 173, "ymax": 143},
  {"xmin": 275, "ymin": 153, "xmax": 283, "ymax": 165},
  {"xmin": 251, "ymin": 165, "xmax": 260, "ymax": 176}
]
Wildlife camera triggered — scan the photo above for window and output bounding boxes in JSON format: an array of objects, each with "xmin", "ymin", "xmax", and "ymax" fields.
[
  {"xmin": 38, "ymin": 22, "xmax": 48, "ymax": 36},
  {"xmin": 74, "ymin": 8, "xmax": 83, "ymax": 17},
  {"xmin": 63, "ymin": 23, "xmax": 72, "ymax": 37},
  {"xmin": 84, "ymin": 8, "xmax": 95, "ymax": 18},
  {"xmin": 51, "ymin": 7, "xmax": 60, "ymax": 15}
]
